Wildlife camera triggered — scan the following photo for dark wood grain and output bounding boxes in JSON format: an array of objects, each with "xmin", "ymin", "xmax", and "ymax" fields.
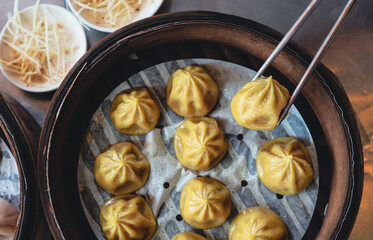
[{"xmin": 37, "ymin": 11, "xmax": 363, "ymax": 240}]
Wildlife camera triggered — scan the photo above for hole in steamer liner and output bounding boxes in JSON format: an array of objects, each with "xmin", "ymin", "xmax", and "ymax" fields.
[
  {"xmin": 241, "ymin": 180, "xmax": 248, "ymax": 187},
  {"xmin": 176, "ymin": 214, "xmax": 183, "ymax": 221},
  {"xmin": 237, "ymin": 134, "xmax": 243, "ymax": 140},
  {"xmin": 276, "ymin": 194, "xmax": 284, "ymax": 199},
  {"xmin": 163, "ymin": 182, "xmax": 170, "ymax": 189}
]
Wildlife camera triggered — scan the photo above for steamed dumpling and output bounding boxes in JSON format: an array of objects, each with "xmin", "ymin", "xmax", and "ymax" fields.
[
  {"xmin": 228, "ymin": 206, "xmax": 288, "ymax": 240},
  {"xmin": 231, "ymin": 76, "xmax": 290, "ymax": 130},
  {"xmin": 110, "ymin": 88, "xmax": 160, "ymax": 135},
  {"xmin": 0, "ymin": 198, "xmax": 17, "ymax": 239},
  {"xmin": 256, "ymin": 137, "xmax": 314, "ymax": 196},
  {"xmin": 171, "ymin": 232, "xmax": 208, "ymax": 240},
  {"xmin": 94, "ymin": 142, "xmax": 150, "ymax": 195},
  {"xmin": 180, "ymin": 177, "xmax": 231, "ymax": 229},
  {"xmin": 167, "ymin": 65, "xmax": 219, "ymax": 117},
  {"xmin": 174, "ymin": 117, "xmax": 228, "ymax": 171},
  {"xmin": 100, "ymin": 194, "xmax": 156, "ymax": 240}
]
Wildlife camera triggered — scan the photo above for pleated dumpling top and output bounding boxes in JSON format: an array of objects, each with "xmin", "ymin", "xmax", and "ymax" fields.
[
  {"xmin": 167, "ymin": 65, "xmax": 219, "ymax": 117},
  {"xmin": 229, "ymin": 206, "xmax": 288, "ymax": 240},
  {"xmin": 94, "ymin": 142, "xmax": 150, "ymax": 195},
  {"xmin": 171, "ymin": 232, "xmax": 208, "ymax": 240},
  {"xmin": 180, "ymin": 177, "xmax": 231, "ymax": 229},
  {"xmin": 100, "ymin": 194, "xmax": 156, "ymax": 240},
  {"xmin": 231, "ymin": 76, "xmax": 290, "ymax": 130},
  {"xmin": 110, "ymin": 88, "xmax": 160, "ymax": 135},
  {"xmin": 256, "ymin": 137, "xmax": 314, "ymax": 196},
  {"xmin": 174, "ymin": 117, "xmax": 228, "ymax": 171}
]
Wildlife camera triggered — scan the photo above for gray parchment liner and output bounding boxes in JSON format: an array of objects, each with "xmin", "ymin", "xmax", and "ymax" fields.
[
  {"xmin": 0, "ymin": 137, "xmax": 20, "ymax": 211},
  {"xmin": 78, "ymin": 59, "xmax": 319, "ymax": 240}
]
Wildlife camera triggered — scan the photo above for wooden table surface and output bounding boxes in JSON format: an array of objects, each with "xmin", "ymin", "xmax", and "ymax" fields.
[{"xmin": 1, "ymin": 0, "xmax": 372, "ymax": 239}]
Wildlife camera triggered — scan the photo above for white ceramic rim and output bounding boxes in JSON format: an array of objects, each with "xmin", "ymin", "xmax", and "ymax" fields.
[
  {"xmin": 0, "ymin": 4, "xmax": 87, "ymax": 93},
  {"xmin": 65, "ymin": 0, "xmax": 164, "ymax": 33}
]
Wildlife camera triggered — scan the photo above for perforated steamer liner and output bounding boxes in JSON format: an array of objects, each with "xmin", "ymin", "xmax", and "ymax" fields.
[{"xmin": 78, "ymin": 59, "xmax": 319, "ymax": 240}]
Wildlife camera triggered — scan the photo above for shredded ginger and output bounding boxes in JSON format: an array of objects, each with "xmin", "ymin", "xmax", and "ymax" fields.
[
  {"xmin": 72, "ymin": 0, "xmax": 143, "ymax": 27},
  {"xmin": 0, "ymin": 0, "xmax": 78, "ymax": 87}
]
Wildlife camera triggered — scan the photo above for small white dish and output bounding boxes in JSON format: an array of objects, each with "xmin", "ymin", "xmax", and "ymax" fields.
[
  {"xmin": 0, "ymin": 4, "xmax": 87, "ymax": 93},
  {"xmin": 65, "ymin": 0, "xmax": 164, "ymax": 33}
]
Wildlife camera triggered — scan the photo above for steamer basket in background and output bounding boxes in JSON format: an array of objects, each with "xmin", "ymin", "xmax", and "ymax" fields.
[{"xmin": 0, "ymin": 93, "xmax": 52, "ymax": 240}]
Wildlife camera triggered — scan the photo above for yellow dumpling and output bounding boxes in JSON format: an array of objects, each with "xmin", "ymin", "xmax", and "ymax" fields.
[
  {"xmin": 228, "ymin": 206, "xmax": 288, "ymax": 240},
  {"xmin": 180, "ymin": 177, "xmax": 231, "ymax": 229},
  {"xmin": 110, "ymin": 88, "xmax": 160, "ymax": 135},
  {"xmin": 94, "ymin": 142, "xmax": 150, "ymax": 195},
  {"xmin": 231, "ymin": 76, "xmax": 290, "ymax": 130},
  {"xmin": 100, "ymin": 194, "xmax": 156, "ymax": 240},
  {"xmin": 256, "ymin": 137, "xmax": 314, "ymax": 196},
  {"xmin": 171, "ymin": 232, "xmax": 208, "ymax": 240},
  {"xmin": 167, "ymin": 65, "xmax": 219, "ymax": 117},
  {"xmin": 174, "ymin": 117, "xmax": 228, "ymax": 171}
]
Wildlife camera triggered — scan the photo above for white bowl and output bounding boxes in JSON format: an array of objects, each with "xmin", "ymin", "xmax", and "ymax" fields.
[
  {"xmin": 0, "ymin": 4, "xmax": 87, "ymax": 93},
  {"xmin": 65, "ymin": 0, "xmax": 164, "ymax": 33}
]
